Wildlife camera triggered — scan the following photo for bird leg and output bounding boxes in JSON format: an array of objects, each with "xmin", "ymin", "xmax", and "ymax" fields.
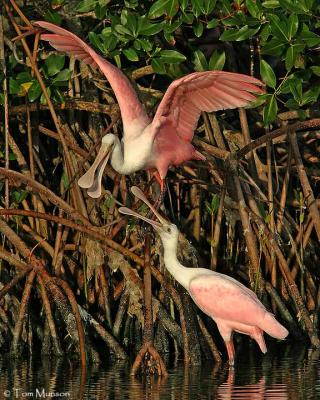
[
  {"xmin": 225, "ymin": 340, "xmax": 235, "ymax": 367},
  {"xmin": 150, "ymin": 171, "xmax": 166, "ymax": 210}
]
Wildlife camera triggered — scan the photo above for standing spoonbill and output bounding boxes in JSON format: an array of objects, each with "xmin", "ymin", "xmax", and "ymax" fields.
[
  {"xmin": 35, "ymin": 21, "xmax": 264, "ymax": 198},
  {"xmin": 119, "ymin": 186, "xmax": 288, "ymax": 365}
]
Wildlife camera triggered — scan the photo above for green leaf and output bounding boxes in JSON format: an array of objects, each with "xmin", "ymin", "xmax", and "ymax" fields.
[
  {"xmin": 310, "ymin": 66, "xmax": 320, "ymax": 77},
  {"xmin": 135, "ymin": 38, "xmax": 152, "ymax": 51},
  {"xmin": 278, "ymin": 0, "xmax": 307, "ymax": 13},
  {"xmin": 285, "ymin": 46, "xmax": 294, "ymax": 70},
  {"xmin": 16, "ymin": 72, "xmax": 32, "ymax": 84},
  {"xmin": 40, "ymin": 87, "xmax": 51, "ymax": 105},
  {"xmin": 192, "ymin": 49, "xmax": 208, "ymax": 71},
  {"xmin": 120, "ymin": 9, "xmax": 128, "ymax": 25},
  {"xmin": 203, "ymin": 0, "xmax": 217, "ymax": 14},
  {"xmin": 115, "ymin": 24, "xmax": 132, "ymax": 36},
  {"xmin": 181, "ymin": 13, "xmax": 194, "ymax": 24},
  {"xmin": 261, "ymin": 38, "xmax": 285, "ymax": 56},
  {"xmin": 246, "ymin": 0, "xmax": 262, "ymax": 18},
  {"xmin": 51, "ymin": 87, "xmax": 65, "ymax": 103},
  {"xmin": 151, "ymin": 58, "xmax": 166, "ymax": 74},
  {"xmin": 164, "ymin": 30, "xmax": 175, "ymax": 44},
  {"xmin": 299, "ymin": 23, "xmax": 320, "ymax": 47},
  {"xmin": 260, "ymin": 59, "xmax": 276, "ymax": 88},
  {"xmin": 285, "ymin": 43, "xmax": 304, "ymax": 71},
  {"xmin": 209, "ymin": 50, "xmax": 225, "ymax": 71},
  {"xmin": 159, "ymin": 50, "xmax": 186, "ymax": 63},
  {"xmin": 138, "ymin": 17, "xmax": 164, "ymax": 35},
  {"xmin": 61, "ymin": 172, "xmax": 69, "ymax": 189},
  {"xmin": 89, "ymin": 32, "xmax": 105, "ymax": 53},
  {"xmin": 28, "ymin": 81, "xmax": 42, "ymax": 102},
  {"xmin": 167, "ymin": 0, "xmax": 179, "ymax": 17},
  {"xmin": 13, "ymin": 190, "xmax": 29, "ymax": 204},
  {"xmin": 44, "ymin": 10, "xmax": 62, "ymax": 25},
  {"xmin": 76, "ymin": 0, "xmax": 97, "ymax": 12},
  {"xmin": 149, "ymin": 0, "xmax": 179, "ymax": 19},
  {"xmin": 222, "ymin": 13, "xmax": 247, "ymax": 27},
  {"xmin": 285, "ymin": 98, "xmax": 299, "ymax": 109},
  {"xmin": 123, "ymin": 48, "xmax": 139, "ymax": 61},
  {"xmin": 191, "ymin": 0, "xmax": 204, "ymax": 17},
  {"xmin": 114, "ymin": 54, "xmax": 121, "ymax": 69},
  {"xmin": 52, "ymin": 69, "xmax": 72, "ymax": 83},
  {"xmin": 288, "ymin": 79, "xmax": 302, "ymax": 103},
  {"xmin": 288, "ymin": 14, "xmax": 299, "ymax": 39},
  {"xmin": 125, "ymin": 14, "xmax": 138, "ymax": 36},
  {"xmin": 268, "ymin": 14, "xmax": 289, "ymax": 41},
  {"xmin": 95, "ymin": 4, "xmax": 107, "ymax": 19},
  {"xmin": 164, "ymin": 18, "xmax": 182, "ymax": 33},
  {"xmin": 9, "ymin": 78, "xmax": 20, "ymax": 95},
  {"xmin": 211, "ymin": 194, "xmax": 220, "ymax": 213},
  {"xmin": 193, "ymin": 22, "xmax": 204, "ymax": 37},
  {"xmin": 207, "ymin": 18, "xmax": 218, "ymax": 29},
  {"xmin": 102, "ymin": 34, "xmax": 118, "ymax": 52},
  {"xmin": 45, "ymin": 54, "xmax": 65, "ymax": 76},
  {"xmin": 260, "ymin": 24, "xmax": 271, "ymax": 41},
  {"xmin": 301, "ymin": 86, "xmax": 320, "ymax": 105},
  {"xmin": 263, "ymin": 95, "xmax": 278, "ymax": 124},
  {"xmin": 220, "ymin": 25, "xmax": 260, "ymax": 41},
  {"xmin": 180, "ymin": 0, "xmax": 189, "ymax": 11},
  {"xmin": 261, "ymin": 0, "xmax": 280, "ymax": 8}
]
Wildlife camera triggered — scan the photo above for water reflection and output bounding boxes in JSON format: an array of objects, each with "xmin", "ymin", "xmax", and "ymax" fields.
[{"xmin": 0, "ymin": 343, "xmax": 319, "ymax": 399}]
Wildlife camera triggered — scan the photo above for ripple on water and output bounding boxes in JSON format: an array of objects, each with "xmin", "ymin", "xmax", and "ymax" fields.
[{"xmin": 0, "ymin": 343, "xmax": 319, "ymax": 399}]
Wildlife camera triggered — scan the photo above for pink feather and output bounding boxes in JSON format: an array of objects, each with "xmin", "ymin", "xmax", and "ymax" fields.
[
  {"xmin": 35, "ymin": 21, "xmax": 264, "ymax": 195},
  {"xmin": 189, "ymin": 273, "xmax": 288, "ymax": 353},
  {"xmin": 34, "ymin": 21, "xmax": 150, "ymax": 132}
]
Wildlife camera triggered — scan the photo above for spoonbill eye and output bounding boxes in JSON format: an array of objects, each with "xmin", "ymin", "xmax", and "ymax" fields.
[{"xmin": 167, "ymin": 227, "xmax": 172, "ymax": 233}]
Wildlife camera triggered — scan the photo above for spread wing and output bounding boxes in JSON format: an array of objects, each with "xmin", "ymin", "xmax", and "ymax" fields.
[
  {"xmin": 189, "ymin": 273, "xmax": 266, "ymax": 326},
  {"xmin": 153, "ymin": 71, "xmax": 264, "ymax": 142},
  {"xmin": 34, "ymin": 21, "xmax": 149, "ymax": 133}
]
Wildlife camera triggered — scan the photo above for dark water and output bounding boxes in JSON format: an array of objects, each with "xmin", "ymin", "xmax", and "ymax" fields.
[{"xmin": 0, "ymin": 343, "xmax": 319, "ymax": 399}]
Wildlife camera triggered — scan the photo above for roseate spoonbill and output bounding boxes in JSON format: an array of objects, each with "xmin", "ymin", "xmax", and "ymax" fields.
[
  {"xmin": 119, "ymin": 186, "xmax": 288, "ymax": 365},
  {"xmin": 35, "ymin": 21, "xmax": 264, "ymax": 198}
]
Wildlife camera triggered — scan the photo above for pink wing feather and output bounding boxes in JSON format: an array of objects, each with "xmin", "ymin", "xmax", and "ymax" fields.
[
  {"xmin": 154, "ymin": 71, "xmax": 264, "ymax": 142},
  {"xmin": 34, "ymin": 21, "xmax": 149, "ymax": 134},
  {"xmin": 189, "ymin": 273, "xmax": 267, "ymax": 327},
  {"xmin": 189, "ymin": 273, "xmax": 288, "ymax": 339},
  {"xmin": 151, "ymin": 71, "xmax": 263, "ymax": 177}
]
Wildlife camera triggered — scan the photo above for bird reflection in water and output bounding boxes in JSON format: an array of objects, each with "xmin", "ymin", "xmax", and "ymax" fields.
[
  {"xmin": 0, "ymin": 345, "xmax": 319, "ymax": 399},
  {"xmin": 216, "ymin": 369, "xmax": 288, "ymax": 400}
]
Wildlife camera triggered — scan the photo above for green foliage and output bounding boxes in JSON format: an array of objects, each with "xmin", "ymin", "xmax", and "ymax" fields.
[
  {"xmin": 73, "ymin": 0, "xmax": 319, "ymax": 124},
  {"xmin": 3, "ymin": 0, "xmax": 320, "ymax": 125},
  {"xmin": 205, "ymin": 194, "xmax": 220, "ymax": 215},
  {"xmin": 8, "ymin": 53, "xmax": 71, "ymax": 105}
]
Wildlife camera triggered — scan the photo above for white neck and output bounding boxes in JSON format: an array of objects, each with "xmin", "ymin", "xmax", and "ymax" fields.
[
  {"xmin": 109, "ymin": 136, "xmax": 126, "ymax": 173},
  {"xmin": 162, "ymin": 241, "xmax": 196, "ymax": 291},
  {"xmin": 108, "ymin": 124, "xmax": 154, "ymax": 175}
]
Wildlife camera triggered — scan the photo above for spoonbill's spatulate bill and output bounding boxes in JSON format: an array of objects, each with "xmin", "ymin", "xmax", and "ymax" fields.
[
  {"xmin": 119, "ymin": 187, "xmax": 288, "ymax": 365},
  {"xmin": 35, "ymin": 21, "xmax": 264, "ymax": 199}
]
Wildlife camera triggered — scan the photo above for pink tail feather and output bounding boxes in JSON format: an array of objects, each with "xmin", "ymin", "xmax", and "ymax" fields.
[
  {"xmin": 252, "ymin": 330, "xmax": 267, "ymax": 354},
  {"xmin": 260, "ymin": 312, "xmax": 288, "ymax": 340}
]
